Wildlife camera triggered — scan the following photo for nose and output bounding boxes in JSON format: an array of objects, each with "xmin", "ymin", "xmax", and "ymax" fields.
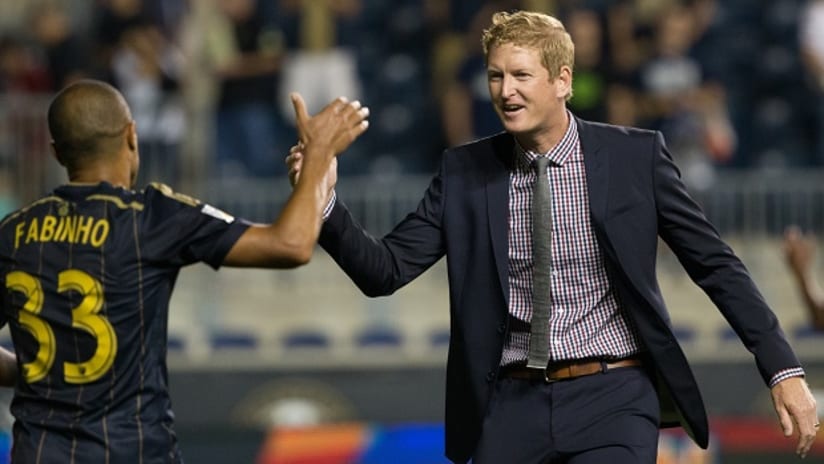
[{"xmin": 500, "ymin": 75, "xmax": 517, "ymax": 99}]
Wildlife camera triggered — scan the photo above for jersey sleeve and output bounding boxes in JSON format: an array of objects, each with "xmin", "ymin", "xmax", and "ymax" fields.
[{"xmin": 140, "ymin": 184, "xmax": 250, "ymax": 269}]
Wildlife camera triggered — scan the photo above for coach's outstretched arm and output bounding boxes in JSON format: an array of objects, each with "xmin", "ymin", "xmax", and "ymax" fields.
[{"xmin": 223, "ymin": 94, "xmax": 368, "ymax": 268}]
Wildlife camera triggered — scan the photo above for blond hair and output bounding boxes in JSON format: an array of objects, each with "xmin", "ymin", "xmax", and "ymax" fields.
[{"xmin": 481, "ymin": 10, "xmax": 575, "ymax": 82}]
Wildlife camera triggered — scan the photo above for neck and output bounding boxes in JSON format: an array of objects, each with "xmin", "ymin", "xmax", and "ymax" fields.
[
  {"xmin": 517, "ymin": 110, "xmax": 570, "ymax": 154},
  {"xmin": 68, "ymin": 165, "xmax": 132, "ymax": 189}
]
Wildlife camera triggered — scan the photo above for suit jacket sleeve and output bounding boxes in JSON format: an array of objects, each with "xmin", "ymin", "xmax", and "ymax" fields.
[
  {"xmin": 651, "ymin": 131, "xmax": 800, "ymax": 384},
  {"xmin": 319, "ymin": 161, "xmax": 448, "ymax": 297}
]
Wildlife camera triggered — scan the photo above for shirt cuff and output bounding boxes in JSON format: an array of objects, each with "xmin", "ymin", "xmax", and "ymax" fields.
[
  {"xmin": 322, "ymin": 190, "xmax": 337, "ymax": 221},
  {"xmin": 769, "ymin": 367, "xmax": 805, "ymax": 388}
]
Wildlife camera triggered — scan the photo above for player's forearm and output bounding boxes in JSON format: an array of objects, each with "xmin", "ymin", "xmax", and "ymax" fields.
[
  {"xmin": 272, "ymin": 155, "xmax": 334, "ymax": 260},
  {"xmin": 0, "ymin": 346, "xmax": 18, "ymax": 387},
  {"xmin": 222, "ymin": 151, "xmax": 334, "ymax": 268}
]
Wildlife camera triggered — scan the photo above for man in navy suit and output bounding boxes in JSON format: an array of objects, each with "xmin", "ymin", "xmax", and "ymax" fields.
[{"xmin": 287, "ymin": 10, "xmax": 819, "ymax": 463}]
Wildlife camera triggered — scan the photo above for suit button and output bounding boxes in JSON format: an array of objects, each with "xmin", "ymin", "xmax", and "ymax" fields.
[
  {"xmin": 486, "ymin": 371, "xmax": 496, "ymax": 382},
  {"xmin": 497, "ymin": 323, "xmax": 506, "ymax": 334}
]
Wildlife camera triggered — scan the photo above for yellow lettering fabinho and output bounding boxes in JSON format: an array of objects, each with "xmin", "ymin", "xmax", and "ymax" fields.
[{"xmin": 14, "ymin": 216, "xmax": 110, "ymax": 249}]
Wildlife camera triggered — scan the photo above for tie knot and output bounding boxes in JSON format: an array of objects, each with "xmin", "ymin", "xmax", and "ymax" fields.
[{"xmin": 533, "ymin": 156, "xmax": 550, "ymax": 173}]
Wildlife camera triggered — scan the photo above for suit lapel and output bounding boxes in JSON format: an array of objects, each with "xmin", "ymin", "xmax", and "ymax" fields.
[
  {"xmin": 485, "ymin": 134, "xmax": 515, "ymax": 307},
  {"xmin": 578, "ymin": 119, "xmax": 609, "ymax": 229}
]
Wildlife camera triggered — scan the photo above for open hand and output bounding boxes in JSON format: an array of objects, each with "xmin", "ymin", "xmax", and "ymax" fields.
[
  {"xmin": 771, "ymin": 376, "xmax": 819, "ymax": 458},
  {"xmin": 291, "ymin": 93, "xmax": 369, "ymax": 161}
]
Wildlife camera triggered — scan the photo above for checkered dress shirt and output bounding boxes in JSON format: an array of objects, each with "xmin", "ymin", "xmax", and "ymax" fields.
[{"xmin": 500, "ymin": 115, "xmax": 643, "ymax": 366}]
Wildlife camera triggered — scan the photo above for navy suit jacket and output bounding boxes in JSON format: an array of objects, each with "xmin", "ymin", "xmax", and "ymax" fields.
[{"xmin": 319, "ymin": 118, "xmax": 800, "ymax": 463}]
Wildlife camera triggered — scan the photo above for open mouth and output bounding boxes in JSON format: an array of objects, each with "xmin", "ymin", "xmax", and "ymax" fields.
[{"xmin": 501, "ymin": 104, "xmax": 525, "ymax": 116}]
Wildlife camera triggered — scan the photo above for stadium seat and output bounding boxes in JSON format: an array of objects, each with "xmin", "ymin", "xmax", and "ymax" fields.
[
  {"xmin": 167, "ymin": 333, "xmax": 186, "ymax": 353},
  {"xmin": 355, "ymin": 326, "xmax": 403, "ymax": 348},
  {"xmin": 282, "ymin": 330, "xmax": 332, "ymax": 349},
  {"xmin": 792, "ymin": 325, "xmax": 824, "ymax": 340},
  {"xmin": 719, "ymin": 326, "xmax": 740, "ymax": 342},
  {"xmin": 209, "ymin": 331, "xmax": 258, "ymax": 350},
  {"xmin": 428, "ymin": 328, "xmax": 450, "ymax": 348},
  {"xmin": 671, "ymin": 325, "xmax": 696, "ymax": 343}
]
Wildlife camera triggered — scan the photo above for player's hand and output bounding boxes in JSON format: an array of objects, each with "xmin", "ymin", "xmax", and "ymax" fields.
[
  {"xmin": 290, "ymin": 93, "xmax": 369, "ymax": 161},
  {"xmin": 770, "ymin": 376, "xmax": 819, "ymax": 458},
  {"xmin": 784, "ymin": 226, "xmax": 817, "ymax": 277}
]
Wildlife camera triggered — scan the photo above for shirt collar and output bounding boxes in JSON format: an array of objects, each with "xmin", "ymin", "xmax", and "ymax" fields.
[{"xmin": 515, "ymin": 111, "xmax": 579, "ymax": 170}]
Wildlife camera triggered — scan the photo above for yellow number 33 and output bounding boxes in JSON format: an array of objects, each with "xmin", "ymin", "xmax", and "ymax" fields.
[{"xmin": 6, "ymin": 269, "xmax": 117, "ymax": 384}]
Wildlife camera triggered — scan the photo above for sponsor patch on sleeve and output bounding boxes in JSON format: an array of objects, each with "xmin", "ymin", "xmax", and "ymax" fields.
[{"xmin": 201, "ymin": 204, "xmax": 235, "ymax": 223}]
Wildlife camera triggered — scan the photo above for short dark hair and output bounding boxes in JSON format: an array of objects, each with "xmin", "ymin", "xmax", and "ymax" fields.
[{"xmin": 47, "ymin": 79, "xmax": 132, "ymax": 168}]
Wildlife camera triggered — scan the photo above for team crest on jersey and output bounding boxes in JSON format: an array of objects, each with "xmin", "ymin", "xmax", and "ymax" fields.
[
  {"xmin": 57, "ymin": 202, "xmax": 70, "ymax": 217},
  {"xmin": 201, "ymin": 204, "xmax": 235, "ymax": 223}
]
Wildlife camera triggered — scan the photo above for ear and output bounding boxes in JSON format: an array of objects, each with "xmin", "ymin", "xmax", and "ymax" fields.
[
  {"xmin": 126, "ymin": 121, "xmax": 138, "ymax": 151},
  {"xmin": 50, "ymin": 141, "xmax": 66, "ymax": 167},
  {"xmin": 556, "ymin": 66, "xmax": 573, "ymax": 99}
]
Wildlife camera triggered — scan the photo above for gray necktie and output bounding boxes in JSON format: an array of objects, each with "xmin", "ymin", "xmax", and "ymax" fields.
[{"xmin": 527, "ymin": 156, "xmax": 552, "ymax": 369}]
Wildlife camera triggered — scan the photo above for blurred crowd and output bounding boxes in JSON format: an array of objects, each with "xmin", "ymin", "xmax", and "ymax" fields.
[{"xmin": 1, "ymin": 0, "xmax": 824, "ymax": 190}]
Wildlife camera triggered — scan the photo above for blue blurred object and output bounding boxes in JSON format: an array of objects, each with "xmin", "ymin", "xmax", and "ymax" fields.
[
  {"xmin": 0, "ymin": 431, "xmax": 8, "ymax": 464},
  {"xmin": 357, "ymin": 424, "xmax": 450, "ymax": 464}
]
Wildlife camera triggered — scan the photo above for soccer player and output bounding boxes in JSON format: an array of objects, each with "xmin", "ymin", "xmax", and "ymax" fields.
[{"xmin": 0, "ymin": 79, "xmax": 368, "ymax": 462}]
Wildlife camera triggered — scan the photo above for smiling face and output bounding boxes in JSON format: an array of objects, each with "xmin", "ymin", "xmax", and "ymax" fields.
[{"xmin": 487, "ymin": 43, "xmax": 572, "ymax": 153}]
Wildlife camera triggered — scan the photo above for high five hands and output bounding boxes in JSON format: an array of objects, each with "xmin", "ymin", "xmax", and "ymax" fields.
[{"xmin": 287, "ymin": 93, "xmax": 369, "ymax": 186}]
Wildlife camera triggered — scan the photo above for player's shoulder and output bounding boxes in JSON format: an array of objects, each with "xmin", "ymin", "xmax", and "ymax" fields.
[
  {"xmin": 144, "ymin": 183, "xmax": 236, "ymax": 224},
  {"xmin": 0, "ymin": 195, "xmax": 64, "ymax": 231},
  {"xmin": 144, "ymin": 182, "xmax": 202, "ymax": 208}
]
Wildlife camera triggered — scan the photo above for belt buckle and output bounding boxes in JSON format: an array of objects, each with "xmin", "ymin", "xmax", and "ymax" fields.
[{"xmin": 542, "ymin": 368, "xmax": 557, "ymax": 384}]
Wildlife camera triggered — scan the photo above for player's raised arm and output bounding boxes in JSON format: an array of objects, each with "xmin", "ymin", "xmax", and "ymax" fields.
[{"xmin": 222, "ymin": 94, "xmax": 369, "ymax": 268}]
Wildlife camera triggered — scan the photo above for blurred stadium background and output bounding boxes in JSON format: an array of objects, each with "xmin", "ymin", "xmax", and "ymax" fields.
[{"xmin": 3, "ymin": 0, "xmax": 824, "ymax": 462}]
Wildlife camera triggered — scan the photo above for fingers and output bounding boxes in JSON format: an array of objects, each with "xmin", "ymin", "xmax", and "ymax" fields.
[
  {"xmin": 797, "ymin": 425, "xmax": 817, "ymax": 458},
  {"xmin": 285, "ymin": 146, "xmax": 303, "ymax": 186},
  {"xmin": 794, "ymin": 410, "xmax": 820, "ymax": 458},
  {"xmin": 291, "ymin": 93, "xmax": 310, "ymax": 140},
  {"xmin": 338, "ymin": 100, "xmax": 371, "ymax": 136},
  {"xmin": 778, "ymin": 405, "xmax": 794, "ymax": 438}
]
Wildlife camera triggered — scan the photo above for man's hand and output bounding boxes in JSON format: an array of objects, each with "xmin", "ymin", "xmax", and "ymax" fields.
[
  {"xmin": 286, "ymin": 144, "xmax": 337, "ymax": 203},
  {"xmin": 770, "ymin": 376, "xmax": 819, "ymax": 458},
  {"xmin": 291, "ymin": 92, "xmax": 369, "ymax": 163}
]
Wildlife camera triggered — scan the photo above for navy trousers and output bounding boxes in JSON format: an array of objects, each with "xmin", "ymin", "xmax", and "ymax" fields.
[{"xmin": 472, "ymin": 365, "xmax": 660, "ymax": 464}]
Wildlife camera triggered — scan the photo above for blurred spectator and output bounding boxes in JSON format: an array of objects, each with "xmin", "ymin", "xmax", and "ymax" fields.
[
  {"xmin": 92, "ymin": 0, "xmax": 148, "ymax": 82},
  {"xmin": 605, "ymin": 83, "xmax": 642, "ymax": 127},
  {"xmin": 0, "ymin": 36, "xmax": 53, "ymax": 204},
  {"xmin": 800, "ymin": 0, "xmax": 824, "ymax": 165},
  {"xmin": 0, "ymin": 168, "xmax": 16, "ymax": 218},
  {"xmin": 30, "ymin": 2, "xmax": 93, "ymax": 91},
  {"xmin": 0, "ymin": 36, "xmax": 50, "ymax": 94},
  {"xmin": 638, "ymin": 3, "xmax": 734, "ymax": 190},
  {"xmin": 212, "ymin": 0, "xmax": 284, "ymax": 179},
  {"xmin": 142, "ymin": 0, "xmax": 188, "ymax": 40},
  {"xmin": 0, "ymin": 1, "xmax": 38, "ymax": 36},
  {"xmin": 439, "ymin": 4, "xmax": 503, "ymax": 147},
  {"xmin": 565, "ymin": 8, "xmax": 609, "ymax": 122},
  {"xmin": 110, "ymin": 20, "xmax": 185, "ymax": 185},
  {"xmin": 276, "ymin": 0, "xmax": 363, "ymax": 123},
  {"xmin": 179, "ymin": 0, "xmax": 230, "ymax": 188},
  {"xmin": 783, "ymin": 226, "xmax": 824, "ymax": 331}
]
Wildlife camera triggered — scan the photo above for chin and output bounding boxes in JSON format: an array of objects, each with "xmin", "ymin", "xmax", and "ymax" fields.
[{"xmin": 503, "ymin": 124, "xmax": 532, "ymax": 138}]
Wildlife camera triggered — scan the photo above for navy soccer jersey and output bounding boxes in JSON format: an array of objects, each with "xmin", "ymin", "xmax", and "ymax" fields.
[{"xmin": 0, "ymin": 181, "xmax": 249, "ymax": 463}]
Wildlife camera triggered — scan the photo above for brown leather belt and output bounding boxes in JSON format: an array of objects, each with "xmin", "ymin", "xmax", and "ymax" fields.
[{"xmin": 501, "ymin": 357, "xmax": 642, "ymax": 383}]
